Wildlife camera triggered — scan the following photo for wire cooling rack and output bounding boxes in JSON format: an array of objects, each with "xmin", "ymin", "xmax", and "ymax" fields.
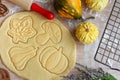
[{"xmin": 94, "ymin": 0, "xmax": 120, "ymax": 71}]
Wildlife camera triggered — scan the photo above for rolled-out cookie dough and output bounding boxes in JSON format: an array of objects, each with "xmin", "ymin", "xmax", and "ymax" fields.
[{"xmin": 0, "ymin": 11, "xmax": 76, "ymax": 80}]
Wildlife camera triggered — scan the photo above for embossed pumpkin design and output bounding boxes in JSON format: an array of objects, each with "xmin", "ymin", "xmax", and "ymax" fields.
[
  {"xmin": 40, "ymin": 47, "xmax": 68, "ymax": 74},
  {"xmin": 0, "ymin": 12, "xmax": 76, "ymax": 80}
]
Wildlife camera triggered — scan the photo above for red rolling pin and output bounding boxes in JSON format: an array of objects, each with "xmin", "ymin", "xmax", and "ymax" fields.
[{"xmin": 9, "ymin": 0, "xmax": 54, "ymax": 20}]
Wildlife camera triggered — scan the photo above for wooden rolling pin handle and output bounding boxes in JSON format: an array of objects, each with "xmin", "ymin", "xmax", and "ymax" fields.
[{"xmin": 31, "ymin": 3, "xmax": 54, "ymax": 20}]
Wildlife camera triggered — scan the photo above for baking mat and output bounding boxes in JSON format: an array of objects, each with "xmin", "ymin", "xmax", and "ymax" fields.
[{"xmin": 94, "ymin": 0, "xmax": 120, "ymax": 71}]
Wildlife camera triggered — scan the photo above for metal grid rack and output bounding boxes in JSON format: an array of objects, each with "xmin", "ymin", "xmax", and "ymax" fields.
[{"xmin": 94, "ymin": 0, "xmax": 120, "ymax": 71}]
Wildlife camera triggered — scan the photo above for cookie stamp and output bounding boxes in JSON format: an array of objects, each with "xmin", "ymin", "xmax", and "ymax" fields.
[
  {"xmin": 0, "ymin": 1, "xmax": 9, "ymax": 17},
  {"xmin": 0, "ymin": 68, "xmax": 10, "ymax": 80}
]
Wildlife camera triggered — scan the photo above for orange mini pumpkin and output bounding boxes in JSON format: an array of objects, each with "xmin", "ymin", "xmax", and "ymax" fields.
[{"xmin": 54, "ymin": 0, "xmax": 82, "ymax": 19}]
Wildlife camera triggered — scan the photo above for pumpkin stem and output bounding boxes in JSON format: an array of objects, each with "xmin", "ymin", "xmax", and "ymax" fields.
[
  {"xmin": 81, "ymin": 16, "xmax": 95, "ymax": 21},
  {"xmin": 86, "ymin": 28, "xmax": 89, "ymax": 32},
  {"xmin": 85, "ymin": 25, "xmax": 90, "ymax": 32}
]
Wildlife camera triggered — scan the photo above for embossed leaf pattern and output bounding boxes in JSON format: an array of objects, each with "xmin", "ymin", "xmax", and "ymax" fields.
[
  {"xmin": 36, "ymin": 22, "xmax": 62, "ymax": 45},
  {"xmin": 40, "ymin": 46, "xmax": 68, "ymax": 74},
  {"xmin": 9, "ymin": 46, "xmax": 37, "ymax": 71},
  {"xmin": 8, "ymin": 16, "xmax": 36, "ymax": 44}
]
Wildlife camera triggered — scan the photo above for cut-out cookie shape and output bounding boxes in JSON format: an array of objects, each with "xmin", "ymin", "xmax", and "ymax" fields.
[
  {"xmin": 7, "ymin": 16, "xmax": 36, "ymax": 44},
  {"xmin": 9, "ymin": 46, "xmax": 37, "ymax": 71},
  {"xmin": 0, "ymin": 68, "xmax": 10, "ymax": 80},
  {"xmin": 40, "ymin": 46, "xmax": 68, "ymax": 74},
  {"xmin": 0, "ymin": 12, "xmax": 76, "ymax": 80},
  {"xmin": 36, "ymin": 22, "xmax": 62, "ymax": 45}
]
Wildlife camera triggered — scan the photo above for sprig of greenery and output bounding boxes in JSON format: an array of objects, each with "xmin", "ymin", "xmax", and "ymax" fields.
[{"xmin": 63, "ymin": 63, "xmax": 117, "ymax": 80}]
